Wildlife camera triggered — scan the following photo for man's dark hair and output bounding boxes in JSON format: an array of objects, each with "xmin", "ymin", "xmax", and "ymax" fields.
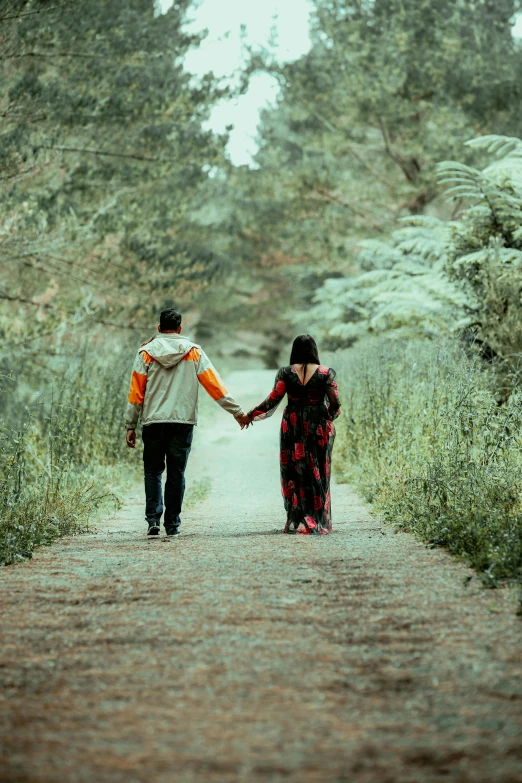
[{"xmin": 160, "ymin": 308, "xmax": 182, "ymax": 331}]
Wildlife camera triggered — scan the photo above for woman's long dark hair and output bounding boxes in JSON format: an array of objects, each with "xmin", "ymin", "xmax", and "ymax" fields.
[{"xmin": 290, "ymin": 335, "xmax": 320, "ymax": 380}]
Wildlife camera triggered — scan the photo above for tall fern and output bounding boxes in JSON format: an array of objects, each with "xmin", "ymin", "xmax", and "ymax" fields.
[{"xmin": 309, "ymin": 135, "xmax": 522, "ymax": 367}]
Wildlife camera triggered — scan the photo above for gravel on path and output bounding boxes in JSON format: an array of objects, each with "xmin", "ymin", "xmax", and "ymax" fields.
[{"xmin": 1, "ymin": 370, "xmax": 521, "ymax": 783}]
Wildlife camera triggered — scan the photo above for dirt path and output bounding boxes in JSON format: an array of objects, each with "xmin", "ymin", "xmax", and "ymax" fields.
[{"xmin": 1, "ymin": 370, "xmax": 521, "ymax": 783}]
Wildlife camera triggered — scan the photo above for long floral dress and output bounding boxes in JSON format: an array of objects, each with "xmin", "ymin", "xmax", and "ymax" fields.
[{"xmin": 249, "ymin": 365, "xmax": 341, "ymax": 535}]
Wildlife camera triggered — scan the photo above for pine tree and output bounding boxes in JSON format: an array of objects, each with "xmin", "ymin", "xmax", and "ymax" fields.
[{"xmin": 0, "ymin": 0, "xmax": 227, "ymax": 346}]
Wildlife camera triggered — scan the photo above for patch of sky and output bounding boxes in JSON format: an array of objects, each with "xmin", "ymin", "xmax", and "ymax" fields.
[
  {"xmin": 513, "ymin": 12, "xmax": 522, "ymax": 38},
  {"xmin": 156, "ymin": 0, "xmax": 314, "ymax": 167}
]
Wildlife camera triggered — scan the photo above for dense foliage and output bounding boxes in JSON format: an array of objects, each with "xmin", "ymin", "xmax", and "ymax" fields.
[
  {"xmin": 225, "ymin": 0, "xmax": 522, "ymax": 318},
  {"xmin": 334, "ymin": 339, "xmax": 522, "ymax": 583},
  {"xmin": 0, "ymin": 348, "xmax": 132, "ymax": 565},
  {"xmin": 0, "ymin": 0, "xmax": 228, "ymax": 354},
  {"xmin": 310, "ymin": 136, "xmax": 522, "ymax": 365}
]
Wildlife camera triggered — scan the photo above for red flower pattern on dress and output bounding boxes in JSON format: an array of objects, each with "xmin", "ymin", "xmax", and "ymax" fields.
[
  {"xmin": 318, "ymin": 365, "xmax": 329, "ymax": 375},
  {"xmin": 281, "ymin": 419, "xmax": 288, "ymax": 433},
  {"xmin": 305, "ymin": 516, "xmax": 317, "ymax": 529},
  {"xmin": 293, "ymin": 442, "xmax": 305, "ymax": 460},
  {"xmin": 313, "ymin": 495, "xmax": 323, "ymax": 510},
  {"xmin": 290, "ymin": 411, "xmax": 297, "ymax": 427},
  {"xmin": 292, "ymin": 493, "xmax": 298, "ymax": 507},
  {"xmin": 313, "ymin": 467, "xmax": 320, "ymax": 481},
  {"xmin": 303, "ymin": 421, "xmax": 309, "ymax": 436},
  {"xmin": 282, "ymin": 482, "xmax": 293, "ymax": 498},
  {"xmin": 295, "ymin": 522, "xmax": 310, "ymax": 535},
  {"xmin": 317, "ymin": 425, "xmax": 327, "ymax": 447},
  {"xmin": 280, "ymin": 449, "xmax": 288, "ymax": 465},
  {"xmin": 276, "ymin": 380, "xmax": 286, "ymax": 395}
]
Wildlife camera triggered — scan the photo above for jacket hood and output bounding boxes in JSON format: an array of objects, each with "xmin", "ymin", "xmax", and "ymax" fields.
[{"xmin": 140, "ymin": 334, "xmax": 197, "ymax": 369}]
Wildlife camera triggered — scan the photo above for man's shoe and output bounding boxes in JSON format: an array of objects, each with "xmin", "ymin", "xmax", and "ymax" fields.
[
  {"xmin": 147, "ymin": 524, "xmax": 160, "ymax": 536},
  {"xmin": 166, "ymin": 529, "xmax": 180, "ymax": 537}
]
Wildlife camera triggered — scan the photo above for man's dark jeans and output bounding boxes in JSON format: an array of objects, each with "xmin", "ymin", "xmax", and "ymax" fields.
[{"xmin": 142, "ymin": 423, "xmax": 194, "ymax": 533}]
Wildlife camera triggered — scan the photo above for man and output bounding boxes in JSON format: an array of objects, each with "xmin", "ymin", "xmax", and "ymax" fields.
[{"xmin": 125, "ymin": 308, "xmax": 248, "ymax": 536}]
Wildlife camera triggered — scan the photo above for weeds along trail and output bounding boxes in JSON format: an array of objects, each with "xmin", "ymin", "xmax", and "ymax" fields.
[
  {"xmin": 1, "ymin": 370, "xmax": 521, "ymax": 783},
  {"xmin": 0, "ymin": 348, "xmax": 134, "ymax": 566},
  {"xmin": 333, "ymin": 339, "xmax": 522, "ymax": 584}
]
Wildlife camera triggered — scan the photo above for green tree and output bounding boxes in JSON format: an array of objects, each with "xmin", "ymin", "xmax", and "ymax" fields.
[
  {"xmin": 227, "ymin": 0, "xmax": 522, "ymax": 332},
  {"xmin": 0, "ymin": 0, "xmax": 227, "ymax": 351}
]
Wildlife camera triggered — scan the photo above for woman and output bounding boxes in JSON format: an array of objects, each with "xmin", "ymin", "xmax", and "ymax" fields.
[{"xmin": 244, "ymin": 334, "xmax": 341, "ymax": 535}]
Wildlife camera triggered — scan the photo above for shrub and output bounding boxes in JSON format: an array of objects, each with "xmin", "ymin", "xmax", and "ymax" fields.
[
  {"xmin": 334, "ymin": 338, "xmax": 522, "ymax": 584},
  {"xmin": 0, "ymin": 346, "xmax": 134, "ymax": 565}
]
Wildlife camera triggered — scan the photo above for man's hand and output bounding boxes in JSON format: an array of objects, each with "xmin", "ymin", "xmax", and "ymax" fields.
[
  {"xmin": 126, "ymin": 429, "xmax": 136, "ymax": 448},
  {"xmin": 236, "ymin": 413, "xmax": 251, "ymax": 430}
]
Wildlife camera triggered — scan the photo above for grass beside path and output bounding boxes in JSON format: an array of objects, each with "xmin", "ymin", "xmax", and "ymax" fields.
[{"xmin": 333, "ymin": 338, "xmax": 522, "ymax": 591}]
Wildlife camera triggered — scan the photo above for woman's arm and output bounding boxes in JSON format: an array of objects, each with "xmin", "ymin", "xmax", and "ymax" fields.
[
  {"xmin": 326, "ymin": 368, "xmax": 341, "ymax": 420},
  {"xmin": 248, "ymin": 369, "xmax": 287, "ymax": 422}
]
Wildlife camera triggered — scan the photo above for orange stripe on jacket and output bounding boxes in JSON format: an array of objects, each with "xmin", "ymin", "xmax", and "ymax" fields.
[
  {"xmin": 183, "ymin": 347, "xmax": 201, "ymax": 362},
  {"xmin": 141, "ymin": 351, "xmax": 155, "ymax": 365},
  {"xmin": 128, "ymin": 371, "xmax": 147, "ymax": 404},
  {"xmin": 197, "ymin": 368, "xmax": 227, "ymax": 401}
]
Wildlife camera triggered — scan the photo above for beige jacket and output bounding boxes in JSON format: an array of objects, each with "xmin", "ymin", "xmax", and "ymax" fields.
[{"xmin": 125, "ymin": 333, "xmax": 244, "ymax": 428}]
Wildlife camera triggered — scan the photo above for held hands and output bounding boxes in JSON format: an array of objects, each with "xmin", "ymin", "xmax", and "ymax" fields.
[{"xmin": 236, "ymin": 413, "xmax": 252, "ymax": 430}]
